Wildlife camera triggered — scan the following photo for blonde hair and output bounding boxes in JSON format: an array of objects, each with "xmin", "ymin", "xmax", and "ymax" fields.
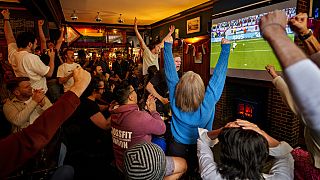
[{"xmin": 175, "ymin": 71, "xmax": 205, "ymax": 112}]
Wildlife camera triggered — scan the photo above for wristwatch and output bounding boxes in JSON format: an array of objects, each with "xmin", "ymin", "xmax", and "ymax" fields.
[{"xmin": 298, "ymin": 29, "xmax": 313, "ymax": 41}]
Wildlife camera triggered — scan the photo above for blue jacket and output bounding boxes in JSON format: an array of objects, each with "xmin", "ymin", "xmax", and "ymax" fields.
[{"xmin": 164, "ymin": 42, "xmax": 230, "ymax": 144}]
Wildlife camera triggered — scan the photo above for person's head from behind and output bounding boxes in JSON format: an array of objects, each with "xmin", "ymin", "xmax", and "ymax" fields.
[
  {"xmin": 6, "ymin": 77, "xmax": 32, "ymax": 99},
  {"xmin": 175, "ymin": 71, "xmax": 204, "ymax": 112},
  {"xmin": 124, "ymin": 142, "xmax": 166, "ymax": 180},
  {"xmin": 147, "ymin": 65, "xmax": 158, "ymax": 76},
  {"xmin": 148, "ymin": 41, "xmax": 161, "ymax": 55},
  {"xmin": 217, "ymin": 127, "xmax": 269, "ymax": 179},
  {"xmin": 173, "ymin": 53, "xmax": 182, "ymax": 71},
  {"xmin": 113, "ymin": 80, "xmax": 137, "ymax": 105},
  {"xmin": 16, "ymin": 32, "xmax": 37, "ymax": 52}
]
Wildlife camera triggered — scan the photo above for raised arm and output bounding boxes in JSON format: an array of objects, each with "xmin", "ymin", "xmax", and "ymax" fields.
[
  {"xmin": 0, "ymin": 68, "xmax": 91, "ymax": 178},
  {"xmin": 265, "ymin": 65, "xmax": 299, "ymax": 115},
  {"xmin": 203, "ymin": 39, "xmax": 230, "ymax": 106},
  {"xmin": 163, "ymin": 32, "xmax": 179, "ymax": 100},
  {"xmin": 55, "ymin": 26, "xmax": 65, "ymax": 51},
  {"xmin": 44, "ymin": 49, "xmax": 55, "ymax": 78},
  {"xmin": 159, "ymin": 25, "xmax": 175, "ymax": 47},
  {"xmin": 134, "ymin": 17, "xmax": 147, "ymax": 50},
  {"xmin": 1, "ymin": 9, "xmax": 15, "ymax": 44},
  {"xmin": 260, "ymin": 10, "xmax": 320, "ymax": 132},
  {"xmin": 289, "ymin": 13, "xmax": 320, "ymax": 67},
  {"xmin": 38, "ymin": 20, "xmax": 47, "ymax": 51}
]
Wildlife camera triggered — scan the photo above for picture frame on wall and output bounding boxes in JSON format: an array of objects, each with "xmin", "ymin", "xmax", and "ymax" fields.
[{"xmin": 187, "ymin": 17, "xmax": 200, "ymax": 34}]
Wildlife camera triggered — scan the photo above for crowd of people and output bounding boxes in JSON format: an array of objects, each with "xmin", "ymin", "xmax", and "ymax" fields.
[{"xmin": 0, "ymin": 8, "xmax": 319, "ymax": 180}]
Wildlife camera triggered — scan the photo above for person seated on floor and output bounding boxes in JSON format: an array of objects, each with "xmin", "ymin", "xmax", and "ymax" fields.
[
  {"xmin": 197, "ymin": 120, "xmax": 294, "ymax": 180},
  {"xmin": 163, "ymin": 25, "xmax": 231, "ymax": 175},
  {"xmin": 124, "ymin": 142, "xmax": 186, "ymax": 180},
  {"xmin": 260, "ymin": 10, "xmax": 320, "ymax": 179},
  {"xmin": 0, "ymin": 67, "xmax": 91, "ymax": 179},
  {"xmin": 110, "ymin": 80, "xmax": 187, "ymax": 179}
]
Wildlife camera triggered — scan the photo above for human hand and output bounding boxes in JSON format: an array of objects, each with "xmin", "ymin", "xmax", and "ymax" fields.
[
  {"xmin": 47, "ymin": 49, "xmax": 55, "ymax": 59},
  {"xmin": 146, "ymin": 94, "xmax": 157, "ymax": 112},
  {"xmin": 259, "ymin": 10, "xmax": 287, "ymax": 40},
  {"xmin": 235, "ymin": 119, "xmax": 280, "ymax": 147},
  {"xmin": 70, "ymin": 67, "xmax": 91, "ymax": 97},
  {"xmin": 38, "ymin": 98, "xmax": 46, "ymax": 107},
  {"xmin": 32, "ymin": 89, "xmax": 45, "ymax": 103},
  {"xmin": 265, "ymin": 64, "xmax": 278, "ymax": 79},
  {"xmin": 1, "ymin": 9, "xmax": 10, "ymax": 19},
  {"xmin": 160, "ymin": 97, "xmax": 169, "ymax": 105},
  {"xmin": 288, "ymin": 13, "xmax": 309, "ymax": 35},
  {"xmin": 224, "ymin": 121, "xmax": 240, "ymax": 128},
  {"xmin": 235, "ymin": 119, "xmax": 264, "ymax": 135},
  {"xmin": 221, "ymin": 38, "xmax": 231, "ymax": 45},
  {"xmin": 38, "ymin": 20, "xmax": 44, "ymax": 26},
  {"xmin": 60, "ymin": 26, "xmax": 65, "ymax": 32},
  {"xmin": 169, "ymin": 25, "xmax": 175, "ymax": 35},
  {"xmin": 134, "ymin": 17, "xmax": 138, "ymax": 28}
]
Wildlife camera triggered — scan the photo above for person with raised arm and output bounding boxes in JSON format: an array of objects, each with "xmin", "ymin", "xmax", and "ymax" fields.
[
  {"xmin": 134, "ymin": 17, "xmax": 175, "ymax": 75},
  {"xmin": 163, "ymin": 25, "xmax": 231, "ymax": 175},
  {"xmin": 0, "ymin": 68, "xmax": 91, "ymax": 178},
  {"xmin": 260, "ymin": 10, "xmax": 320, "ymax": 178},
  {"xmin": 2, "ymin": 9, "xmax": 55, "ymax": 93}
]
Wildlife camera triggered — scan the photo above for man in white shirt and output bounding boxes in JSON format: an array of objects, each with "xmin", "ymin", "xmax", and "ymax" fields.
[
  {"xmin": 1, "ymin": 9, "xmax": 55, "ymax": 93},
  {"xmin": 57, "ymin": 49, "xmax": 80, "ymax": 92}
]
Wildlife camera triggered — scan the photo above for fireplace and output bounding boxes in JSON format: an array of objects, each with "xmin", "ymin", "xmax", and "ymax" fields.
[{"xmin": 235, "ymin": 98, "xmax": 261, "ymax": 124}]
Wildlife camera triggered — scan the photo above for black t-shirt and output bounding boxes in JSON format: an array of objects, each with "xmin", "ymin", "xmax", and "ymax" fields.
[
  {"xmin": 150, "ymin": 69, "xmax": 168, "ymax": 98},
  {"xmin": 40, "ymin": 50, "xmax": 61, "ymax": 79},
  {"xmin": 72, "ymin": 98, "xmax": 109, "ymax": 152},
  {"xmin": 112, "ymin": 60, "xmax": 129, "ymax": 80}
]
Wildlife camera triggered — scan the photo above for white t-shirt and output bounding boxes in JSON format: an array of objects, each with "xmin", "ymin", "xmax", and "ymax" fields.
[
  {"xmin": 142, "ymin": 47, "xmax": 159, "ymax": 75},
  {"xmin": 8, "ymin": 43, "xmax": 50, "ymax": 92},
  {"xmin": 57, "ymin": 62, "xmax": 80, "ymax": 92}
]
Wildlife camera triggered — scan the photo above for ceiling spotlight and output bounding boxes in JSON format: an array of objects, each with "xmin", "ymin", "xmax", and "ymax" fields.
[
  {"xmin": 95, "ymin": 12, "xmax": 102, "ymax": 22},
  {"xmin": 118, "ymin": 14, "xmax": 124, "ymax": 23},
  {"xmin": 70, "ymin": 10, "xmax": 78, "ymax": 21}
]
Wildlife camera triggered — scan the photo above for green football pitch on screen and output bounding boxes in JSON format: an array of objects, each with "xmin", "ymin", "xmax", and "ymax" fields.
[{"xmin": 210, "ymin": 34, "xmax": 294, "ymax": 71}]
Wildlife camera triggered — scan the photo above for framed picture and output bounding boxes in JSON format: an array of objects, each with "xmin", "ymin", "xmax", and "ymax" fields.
[
  {"xmin": 194, "ymin": 52, "xmax": 202, "ymax": 64},
  {"xmin": 187, "ymin": 17, "xmax": 200, "ymax": 34}
]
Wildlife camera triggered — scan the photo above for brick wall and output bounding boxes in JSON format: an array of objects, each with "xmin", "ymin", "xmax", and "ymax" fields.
[{"xmin": 213, "ymin": 79, "xmax": 302, "ymax": 147}]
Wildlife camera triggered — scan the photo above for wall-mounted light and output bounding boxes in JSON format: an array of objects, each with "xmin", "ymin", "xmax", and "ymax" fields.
[
  {"xmin": 95, "ymin": 12, "xmax": 102, "ymax": 22},
  {"xmin": 118, "ymin": 14, "xmax": 124, "ymax": 23},
  {"xmin": 70, "ymin": 10, "xmax": 78, "ymax": 21}
]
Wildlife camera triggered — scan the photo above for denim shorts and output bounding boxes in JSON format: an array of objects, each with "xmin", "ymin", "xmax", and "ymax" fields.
[{"xmin": 165, "ymin": 156, "xmax": 175, "ymax": 176}]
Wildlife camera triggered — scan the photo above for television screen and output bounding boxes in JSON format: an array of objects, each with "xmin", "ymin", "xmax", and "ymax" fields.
[{"xmin": 210, "ymin": 0, "xmax": 297, "ymax": 81}]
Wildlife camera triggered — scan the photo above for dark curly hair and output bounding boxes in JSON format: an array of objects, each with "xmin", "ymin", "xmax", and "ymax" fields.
[
  {"xmin": 217, "ymin": 127, "xmax": 269, "ymax": 179},
  {"xmin": 16, "ymin": 32, "xmax": 36, "ymax": 48},
  {"xmin": 113, "ymin": 80, "xmax": 131, "ymax": 105}
]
